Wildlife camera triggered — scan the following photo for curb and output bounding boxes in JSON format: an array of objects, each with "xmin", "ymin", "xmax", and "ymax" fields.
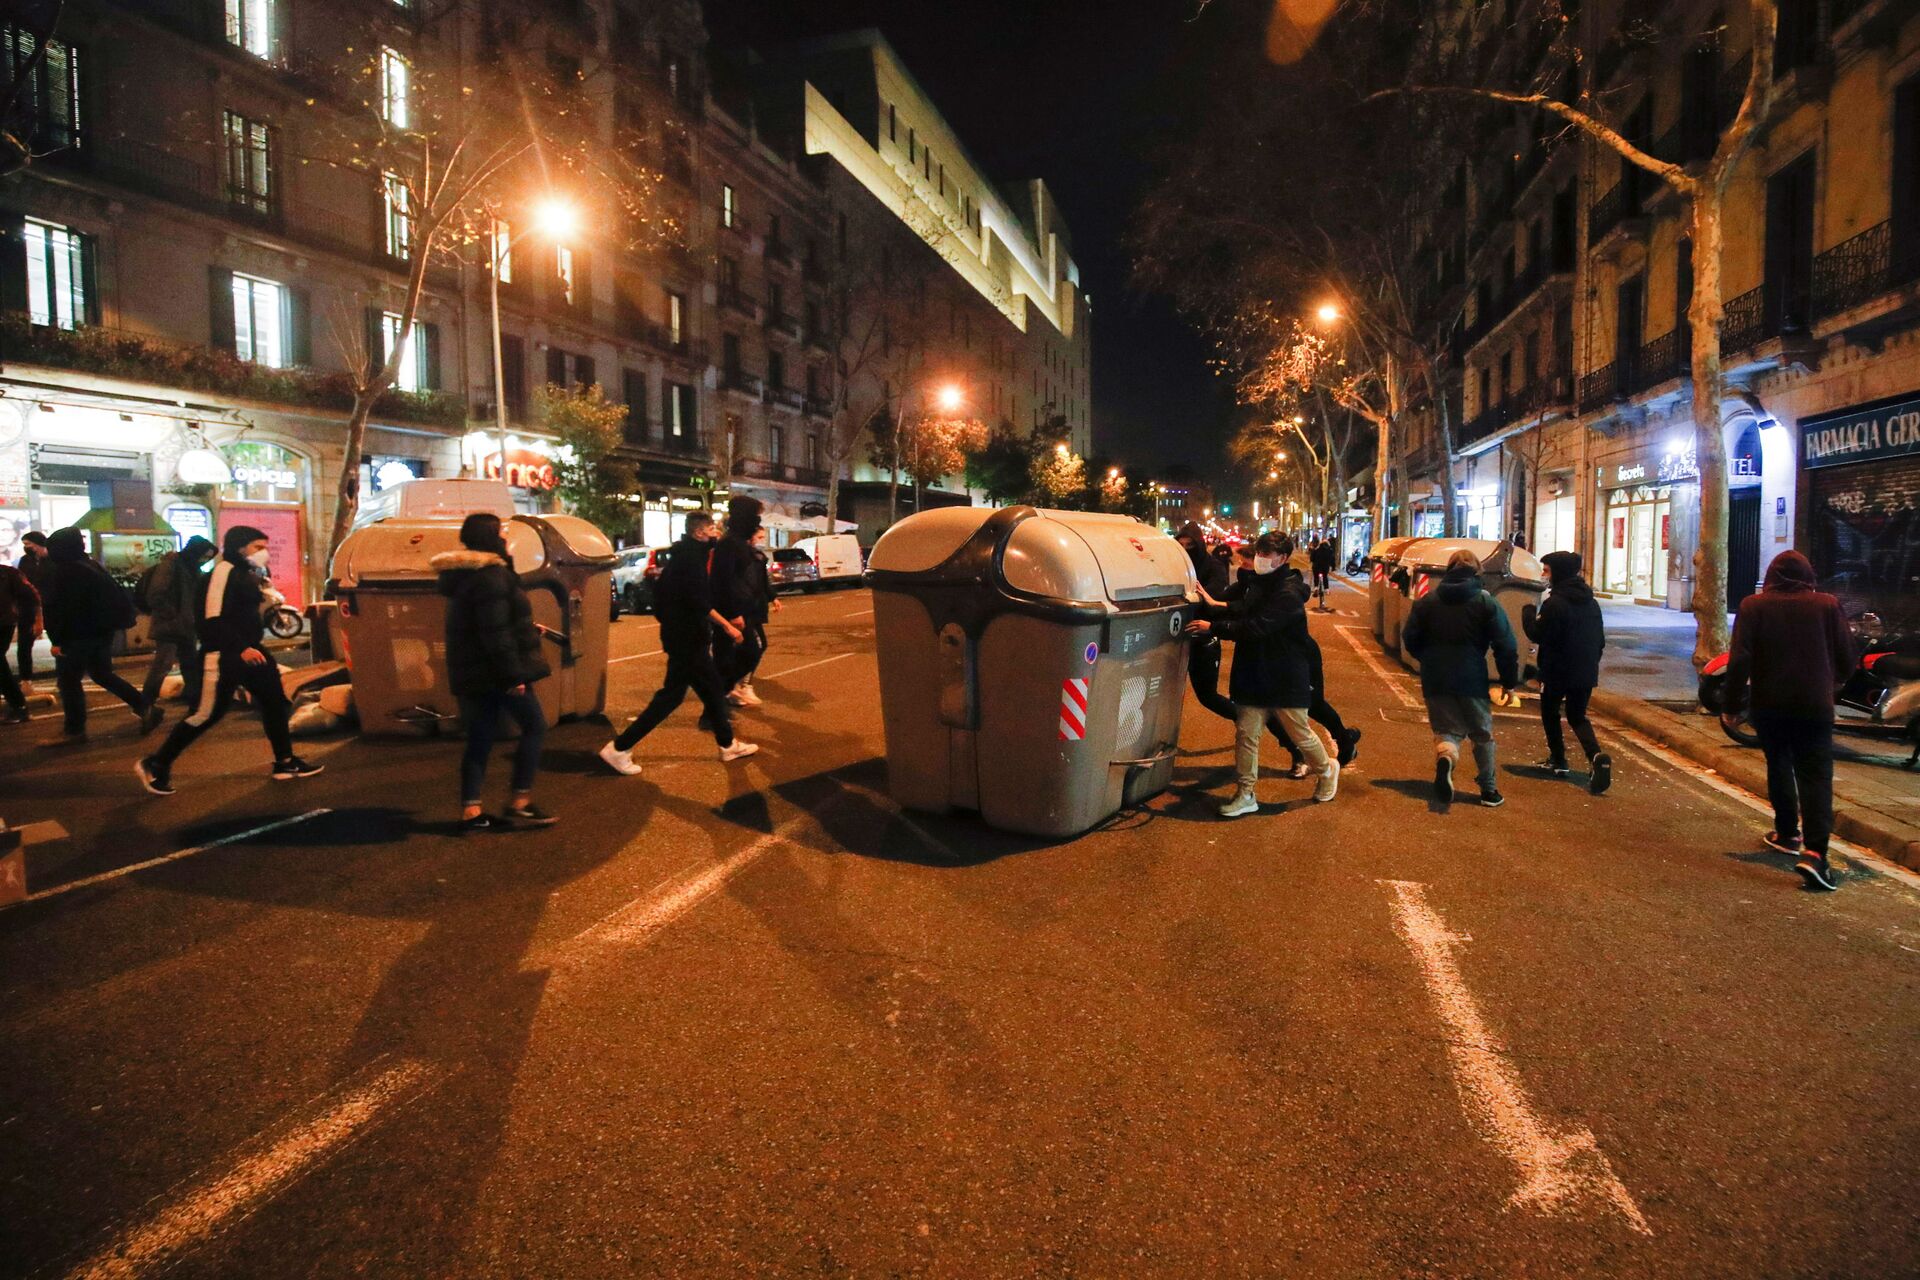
[{"xmin": 1589, "ymin": 689, "xmax": 1920, "ymax": 873}]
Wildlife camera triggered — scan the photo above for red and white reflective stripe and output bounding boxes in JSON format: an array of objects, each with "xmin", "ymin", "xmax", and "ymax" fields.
[
  {"xmin": 1058, "ymin": 677, "xmax": 1089, "ymax": 741},
  {"xmin": 1372, "ymin": 563, "xmax": 1386, "ymax": 582},
  {"xmin": 1417, "ymin": 574, "xmax": 1435, "ymax": 597}
]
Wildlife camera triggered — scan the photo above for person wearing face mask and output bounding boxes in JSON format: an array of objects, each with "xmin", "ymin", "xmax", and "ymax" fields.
[
  {"xmin": 137, "ymin": 526, "xmax": 321, "ymax": 794},
  {"xmin": 1185, "ymin": 531, "xmax": 1338, "ymax": 816}
]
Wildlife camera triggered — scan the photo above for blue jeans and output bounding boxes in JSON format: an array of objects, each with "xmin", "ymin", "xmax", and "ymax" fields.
[{"xmin": 458, "ymin": 688, "xmax": 546, "ymax": 806}]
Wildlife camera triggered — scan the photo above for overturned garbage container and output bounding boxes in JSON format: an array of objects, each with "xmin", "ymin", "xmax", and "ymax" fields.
[
  {"xmin": 328, "ymin": 479, "xmax": 617, "ymax": 736},
  {"xmin": 1367, "ymin": 536, "xmax": 1425, "ymax": 648},
  {"xmin": 1397, "ymin": 537, "xmax": 1546, "ymax": 681},
  {"xmin": 867, "ymin": 506, "xmax": 1196, "ymax": 838}
]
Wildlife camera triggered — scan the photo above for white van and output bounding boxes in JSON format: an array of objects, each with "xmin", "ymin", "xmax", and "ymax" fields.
[{"xmin": 792, "ymin": 533, "xmax": 865, "ymax": 587}]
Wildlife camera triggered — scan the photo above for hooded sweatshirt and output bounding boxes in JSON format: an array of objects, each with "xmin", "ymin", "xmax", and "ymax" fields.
[
  {"xmin": 1524, "ymin": 556, "xmax": 1605, "ymax": 689},
  {"xmin": 1402, "ymin": 567, "xmax": 1519, "ymax": 699},
  {"xmin": 146, "ymin": 536, "xmax": 218, "ymax": 645},
  {"xmin": 1723, "ymin": 550, "xmax": 1854, "ymax": 718},
  {"xmin": 39, "ymin": 528, "xmax": 135, "ymax": 645},
  {"xmin": 199, "ymin": 527, "xmax": 273, "ymax": 657}
]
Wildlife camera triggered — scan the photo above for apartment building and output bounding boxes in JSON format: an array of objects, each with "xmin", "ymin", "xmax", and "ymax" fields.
[{"xmin": 1401, "ymin": 0, "xmax": 1918, "ymax": 622}]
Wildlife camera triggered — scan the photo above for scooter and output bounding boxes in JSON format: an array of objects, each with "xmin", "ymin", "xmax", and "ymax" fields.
[
  {"xmin": 1697, "ymin": 613, "xmax": 1920, "ymax": 768},
  {"xmin": 1345, "ymin": 550, "xmax": 1365, "ymax": 576}
]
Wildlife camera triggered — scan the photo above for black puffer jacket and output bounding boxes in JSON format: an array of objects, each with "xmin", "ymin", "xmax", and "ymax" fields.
[
  {"xmin": 434, "ymin": 549, "xmax": 551, "ymax": 697},
  {"xmin": 40, "ymin": 530, "xmax": 135, "ymax": 645},
  {"xmin": 1215, "ymin": 567, "xmax": 1314, "ymax": 708},
  {"xmin": 652, "ymin": 534, "xmax": 718, "ymax": 652},
  {"xmin": 708, "ymin": 533, "xmax": 763, "ymax": 623},
  {"xmin": 1524, "ymin": 575, "xmax": 1605, "ymax": 689},
  {"xmin": 1402, "ymin": 569, "xmax": 1519, "ymax": 698}
]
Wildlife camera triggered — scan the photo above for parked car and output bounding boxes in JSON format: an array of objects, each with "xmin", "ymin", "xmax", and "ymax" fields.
[
  {"xmin": 768, "ymin": 546, "xmax": 821, "ymax": 593},
  {"xmin": 610, "ymin": 545, "xmax": 669, "ymax": 616},
  {"xmin": 790, "ymin": 533, "xmax": 865, "ymax": 588}
]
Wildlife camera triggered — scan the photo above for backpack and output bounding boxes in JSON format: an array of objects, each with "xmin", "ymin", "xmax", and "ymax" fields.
[{"xmin": 133, "ymin": 560, "xmax": 166, "ymax": 615}]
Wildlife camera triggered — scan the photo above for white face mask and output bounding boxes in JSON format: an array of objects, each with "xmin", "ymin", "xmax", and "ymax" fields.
[
  {"xmin": 248, "ymin": 548, "xmax": 272, "ymax": 571},
  {"xmin": 1253, "ymin": 555, "xmax": 1282, "ymax": 576}
]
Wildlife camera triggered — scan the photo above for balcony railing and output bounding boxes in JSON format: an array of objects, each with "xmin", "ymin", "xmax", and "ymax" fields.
[
  {"xmin": 763, "ymin": 308, "xmax": 803, "ymax": 340},
  {"xmin": 1720, "ymin": 284, "xmax": 1770, "ymax": 355},
  {"xmin": 804, "ymin": 394, "xmax": 833, "ymax": 419},
  {"xmin": 1461, "ymin": 373, "xmax": 1573, "ymax": 443},
  {"xmin": 1632, "ymin": 327, "xmax": 1688, "ymax": 394},
  {"xmin": 1577, "ymin": 362, "xmax": 1618, "ymax": 413},
  {"xmin": 736, "ymin": 457, "xmax": 829, "ymax": 488},
  {"xmin": 1811, "ymin": 220, "xmax": 1920, "ymax": 322},
  {"xmin": 721, "ymin": 368, "xmax": 763, "ymax": 397},
  {"xmin": 719, "ymin": 287, "xmax": 760, "ymax": 320},
  {"xmin": 763, "ymin": 384, "xmax": 805, "ymax": 410}
]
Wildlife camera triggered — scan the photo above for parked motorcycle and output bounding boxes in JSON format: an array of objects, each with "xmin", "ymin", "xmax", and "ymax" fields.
[
  {"xmin": 1697, "ymin": 612, "xmax": 1920, "ymax": 768},
  {"xmin": 1344, "ymin": 550, "xmax": 1365, "ymax": 576}
]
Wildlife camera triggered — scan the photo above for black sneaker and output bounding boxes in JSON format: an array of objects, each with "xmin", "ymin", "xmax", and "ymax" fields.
[
  {"xmin": 135, "ymin": 757, "xmax": 174, "ymax": 796},
  {"xmin": 271, "ymin": 756, "xmax": 325, "ymax": 780},
  {"xmin": 504, "ymin": 803, "xmax": 557, "ymax": 827},
  {"xmin": 1589, "ymin": 752, "xmax": 1613, "ymax": 795},
  {"xmin": 1764, "ymin": 830, "xmax": 1804, "ymax": 856},
  {"xmin": 1539, "ymin": 758, "xmax": 1570, "ymax": 778},
  {"xmin": 1480, "ymin": 787, "xmax": 1507, "ymax": 808},
  {"xmin": 1338, "ymin": 729, "xmax": 1362, "ymax": 767},
  {"xmin": 0, "ymin": 706, "xmax": 28, "ymax": 725},
  {"xmin": 40, "ymin": 732, "xmax": 87, "ymax": 750},
  {"xmin": 1434, "ymin": 755, "xmax": 1454, "ymax": 805},
  {"xmin": 1794, "ymin": 854, "xmax": 1839, "ymax": 891},
  {"xmin": 137, "ymin": 703, "xmax": 164, "ymax": 736},
  {"xmin": 460, "ymin": 813, "xmax": 507, "ymax": 835}
]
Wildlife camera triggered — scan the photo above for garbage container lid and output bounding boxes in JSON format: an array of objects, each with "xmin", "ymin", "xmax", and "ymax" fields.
[
  {"xmin": 1403, "ymin": 537, "xmax": 1544, "ymax": 584},
  {"xmin": 1367, "ymin": 535, "xmax": 1428, "ymax": 563},
  {"xmin": 331, "ymin": 519, "xmax": 547, "ymax": 587},
  {"xmin": 517, "ymin": 513, "xmax": 617, "ymax": 566}
]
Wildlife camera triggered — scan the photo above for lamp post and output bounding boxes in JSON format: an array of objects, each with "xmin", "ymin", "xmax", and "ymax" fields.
[{"xmin": 487, "ymin": 196, "xmax": 580, "ymax": 481}]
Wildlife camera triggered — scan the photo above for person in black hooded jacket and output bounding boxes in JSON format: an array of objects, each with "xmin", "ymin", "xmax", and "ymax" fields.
[
  {"xmin": 1522, "ymin": 550, "xmax": 1611, "ymax": 794},
  {"xmin": 40, "ymin": 527, "xmax": 154, "ymax": 741},
  {"xmin": 138, "ymin": 525, "xmax": 320, "ymax": 793},
  {"xmin": 1175, "ymin": 522, "xmax": 1237, "ymax": 726},
  {"xmin": 1402, "ymin": 548, "xmax": 1518, "ymax": 807},
  {"xmin": 431, "ymin": 512, "xmax": 555, "ymax": 833},
  {"xmin": 709, "ymin": 496, "xmax": 766, "ymax": 693}
]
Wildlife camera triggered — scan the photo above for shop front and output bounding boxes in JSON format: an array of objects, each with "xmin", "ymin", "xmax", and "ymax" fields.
[
  {"xmin": 1597, "ymin": 464, "xmax": 1674, "ymax": 604},
  {"xmin": 1799, "ymin": 390, "xmax": 1920, "ymax": 627},
  {"xmin": 459, "ymin": 430, "xmax": 560, "ymax": 515},
  {"xmin": 218, "ymin": 440, "xmax": 312, "ymax": 604}
]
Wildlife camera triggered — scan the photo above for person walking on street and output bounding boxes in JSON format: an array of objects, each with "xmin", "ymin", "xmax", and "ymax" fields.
[
  {"xmin": 599, "ymin": 513, "xmax": 759, "ymax": 775},
  {"xmin": 1175, "ymin": 523, "xmax": 1238, "ymax": 727},
  {"xmin": 1523, "ymin": 550, "xmax": 1612, "ymax": 794},
  {"xmin": 137, "ymin": 535, "xmax": 216, "ymax": 716},
  {"xmin": 136, "ymin": 526, "xmax": 322, "ymax": 793},
  {"xmin": 1721, "ymin": 550, "xmax": 1855, "ymax": 891},
  {"xmin": 16, "ymin": 529, "xmax": 49, "ymax": 691},
  {"xmin": 433, "ymin": 513, "xmax": 556, "ymax": 834},
  {"xmin": 40, "ymin": 528, "xmax": 155, "ymax": 743},
  {"xmin": 0, "ymin": 556, "xmax": 39, "ymax": 723},
  {"xmin": 1309, "ymin": 537, "xmax": 1336, "ymax": 608},
  {"xmin": 729, "ymin": 524, "xmax": 779, "ymax": 707},
  {"xmin": 1402, "ymin": 548, "xmax": 1519, "ymax": 808},
  {"xmin": 1185, "ymin": 531, "xmax": 1338, "ymax": 817},
  {"xmin": 709, "ymin": 497, "xmax": 765, "ymax": 699}
]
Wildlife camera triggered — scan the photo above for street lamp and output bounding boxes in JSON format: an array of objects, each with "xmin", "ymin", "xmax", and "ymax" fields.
[
  {"xmin": 1056, "ymin": 442, "xmax": 1070, "ymax": 458},
  {"xmin": 935, "ymin": 383, "xmax": 965, "ymax": 413},
  {"xmin": 1315, "ymin": 302, "xmax": 1341, "ymax": 324},
  {"xmin": 488, "ymin": 195, "xmax": 581, "ymax": 480}
]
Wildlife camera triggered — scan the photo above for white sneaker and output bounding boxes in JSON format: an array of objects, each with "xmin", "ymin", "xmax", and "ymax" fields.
[
  {"xmin": 728, "ymin": 684, "xmax": 762, "ymax": 707},
  {"xmin": 598, "ymin": 741, "xmax": 643, "ymax": 776},
  {"xmin": 1218, "ymin": 789, "xmax": 1259, "ymax": 818},
  {"xmin": 718, "ymin": 739, "xmax": 760, "ymax": 762},
  {"xmin": 1313, "ymin": 761, "xmax": 1340, "ymax": 803}
]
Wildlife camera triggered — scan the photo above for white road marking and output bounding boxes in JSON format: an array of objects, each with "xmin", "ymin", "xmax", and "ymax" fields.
[
  {"xmin": 9, "ymin": 809, "xmax": 333, "ymax": 909},
  {"xmin": 1333, "ymin": 625, "xmax": 1420, "ymax": 709},
  {"xmin": 843, "ymin": 608, "xmax": 874, "ymax": 618},
  {"xmin": 607, "ymin": 649, "xmax": 664, "ymax": 665},
  {"xmin": 762, "ymin": 651, "xmax": 858, "ymax": 680},
  {"xmin": 67, "ymin": 1057, "xmax": 443, "ymax": 1280},
  {"xmin": 1380, "ymin": 880, "xmax": 1652, "ymax": 1236}
]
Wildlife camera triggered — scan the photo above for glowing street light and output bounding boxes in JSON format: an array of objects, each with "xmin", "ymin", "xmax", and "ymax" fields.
[
  {"xmin": 1107, "ymin": 467, "xmax": 1121, "ymax": 479},
  {"xmin": 935, "ymin": 383, "xmax": 965, "ymax": 413},
  {"xmin": 533, "ymin": 197, "xmax": 581, "ymax": 241},
  {"xmin": 1315, "ymin": 301, "xmax": 1341, "ymax": 324},
  {"xmin": 1055, "ymin": 442, "xmax": 1070, "ymax": 458},
  {"xmin": 1292, "ymin": 414, "xmax": 1306, "ymax": 425},
  {"xmin": 488, "ymin": 195, "xmax": 584, "ymax": 476}
]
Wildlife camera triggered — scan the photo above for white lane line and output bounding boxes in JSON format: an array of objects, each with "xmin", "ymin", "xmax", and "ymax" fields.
[
  {"xmin": 1333, "ymin": 625, "xmax": 1420, "ymax": 710},
  {"xmin": 1380, "ymin": 880, "xmax": 1652, "ymax": 1236},
  {"xmin": 761, "ymin": 651, "xmax": 858, "ymax": 680},
  {"xmin": 608, "ymin": 649, "xmax": 664, "ymax": 665},
  {"xmin": 67, "ymin": 1057, "xmax": 443, "ymax": 1280},
  {"xmin": 9, "ymin": 809, "xmax": 333, "ymax": 909}
]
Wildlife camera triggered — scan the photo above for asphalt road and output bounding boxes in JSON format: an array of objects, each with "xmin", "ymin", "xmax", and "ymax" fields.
[{"xmin": 2, "ymin": 579, "xmax": 1917, "ymax": 1278}]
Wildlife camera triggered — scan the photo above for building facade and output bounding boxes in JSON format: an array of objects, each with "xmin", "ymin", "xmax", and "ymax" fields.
[{"xmin": 1399, "ymin": 0, "xmax": 1918, "ymax": 622}]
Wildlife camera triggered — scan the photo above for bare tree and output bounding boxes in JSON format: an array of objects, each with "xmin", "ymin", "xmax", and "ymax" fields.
[{"xmin": 0, "ymin": 0, "xmax": 66, "ymax": 177}]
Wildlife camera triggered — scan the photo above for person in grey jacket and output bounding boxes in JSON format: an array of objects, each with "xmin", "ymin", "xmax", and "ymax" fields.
[
  {"xmin": 139, "ymin": 536, "xmax": 217, "ymax": 715},
  {"xmin": 1402, "ymin": 548, "xmax": 1519, "ymax": 808}
]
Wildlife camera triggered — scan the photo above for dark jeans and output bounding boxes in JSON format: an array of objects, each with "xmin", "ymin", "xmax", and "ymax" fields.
[
  {"xmin": 715, "ymin": 624, "xmax": 766, "ymax": 688},
  {"xmin": 1751, "ymin": 712, "xmax": 1835, "ymax": 854},
  {"xmin": 153, "ymin": 651, "xmax": 291, "ymax": 766},
  {"xmin": 614, "ymin": 644, "xmax": 735, "ymax": 750},
  {"xmin": 457, "ymin": 687, "xmax": 547, "ymax": 805},
  {"xmin": 141, "ymin": 636, "xmax": 202, "ymax": 709},
  {"xmin": 1540, "ymin": 683, "xmax": 1601, "ymax": 764},
  {"xmin": 1187, "ymin": 638, "xmax": 1237, "ymax": 722},
  {"xmin": 16, "ymin": 616, "xmax": 36, "ymax": 683},
  {"xmin": 0, "ymin": 622, "xmax": 23, "ymax": 712},
  {"xmin": 55, "ymin": 635, "xmax": 145, "ymax": 734},
  {"xmin": 1313, "ymin": 569, "xmax": 1330, "ymax": 598}
]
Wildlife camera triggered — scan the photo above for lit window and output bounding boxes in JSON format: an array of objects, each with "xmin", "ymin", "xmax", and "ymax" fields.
[
  {"xmin": 3, "ymin": 25, "xmax": 81, "ymax": 152},
  {"xmin": 721, "ymin": 184, "xmax": 736, "ymax": 229},
  {"xmin": 231, "ymin": 273, "xmax": 286, "ymax": 367},
  {"xmin": 492, "ymin": 219, "xmax": 512, "ymax": 283},
  {"xmin": 224, "ymin": 0, "xmax": 276, "ymax": 60},
  {"xmin": 383, "ymin": 172, "xmax": 412, "ymax": 256},
  {"xmin": 555, "ymin": 244, "xmax": 575, "ymax": 304},
  {"xmin": 379, "ymin": 47, "xmax": 410, "ymax": 127},
  {"xmin": 223, "ymin": 111, "xmax": 274, "ymax": 215},
  {"xmin": 381, "ymin": 312, "xmax": 421, "ymax": 390},
  {"xmin": 23, "ymin": 218, "xmax": 89, "ymax": 330},
  {"xmin": 667, "ymin": 291, "xmax": 684, "ymax": 345}
]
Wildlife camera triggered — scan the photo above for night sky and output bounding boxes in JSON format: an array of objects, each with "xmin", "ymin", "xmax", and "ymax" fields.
[{"xmin": 702, "ymin": 0, "xmax": 1238, "ymax": 479}]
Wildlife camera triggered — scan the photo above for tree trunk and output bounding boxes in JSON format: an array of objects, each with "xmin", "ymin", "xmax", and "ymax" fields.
[
  {"xmin": 887, "ymin": 408, "xmax": 903, "ymax": 526},
  {"xmin": 1688, "ymin": 189, "xmax": 1732, "ymax": 667},
  {"xmin": 1428, "ymin": 368, "xmax": 1461, "ymax": 537}
]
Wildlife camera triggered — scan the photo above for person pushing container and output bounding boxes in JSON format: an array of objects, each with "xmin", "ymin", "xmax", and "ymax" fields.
[{"xmin": 1401, "ymin": 548, "xmax": 1518, "ymax": 808}]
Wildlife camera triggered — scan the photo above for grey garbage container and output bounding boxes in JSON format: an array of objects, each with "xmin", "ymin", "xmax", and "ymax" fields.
[
  {"xmin": 1382, "ymin": 538, "xmax": 1430, "ymax": 658},
  {"xmin": 867, "ymin": 506, "xmax": 1196, "ymax": 838},
  {"xmin": 1397, "ymin": 537, "xmax": 1547, "ymax": 682},
  {"xmin": 1367, "ymin": 536, "xmax": 1424, "ymax": 645}
]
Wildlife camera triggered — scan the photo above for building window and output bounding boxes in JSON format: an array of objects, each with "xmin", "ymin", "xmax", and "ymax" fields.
[
  {"xmin": 383, "ymin": 171, "xmax": 412, "ymax": 256},
  {"xmin": 225, "ymin": 0, "xmax": 276, "ymax": 60},
  {"xmin": 231, "ymin": 273, "xmax": 287, "ymax": 367},
  {"xmin": 722, "ymin": 332, "xmax": 741, "ymax": 375},
  {"xmin": 23, "ymin": 218, "xmax": 91, "ymax": 330},
  {"xmin": 667, "ymin": 290, "xmax": 684, "ymax": 345},
  {"xmin": 554, "ymin": 243, "xmax": 575, "ymax": 305},
  {"xmin": 887, "ymin": 103, "xmax": 896, "ymax": 141},
  {"xmin": 768, "ymin": 349, "xmax": 785, "ymax": 390},
  {"xmin": 381, "ymin": 311, "xmax": 424, "ymax": 391},
  {"xmin": 807, "ymin": 434, "xmax": 818, "ymax": 470},
  {"xmin": 380, "ymin": 47, "xmax": 410, "ymax": 126},
  {"xmin": 622, "ymin": 368, "xmax": 648, "ymax": 441},
  {"xmin": 3, "ymin": 25, "xmax": 81, "ymax": 152},
  {"xmin": 908, "ymin": 128, "xmax": 916, "ymax": 163},
  {"xmin": 224, "ymin": 112, "xmax": 274, "ymax": 216},
  {"xmin": 665, "ymin": 381, "xmax": 694, "ymax": 438},
  {"xmin": 721, "ymin": 184, "xmax": 736, "ymax": 229},
  {"xmin": 492, "ymin": 219, "xmax": 512, "ymax": 283},
  {"xmin": 770, "ymin": 424, "xmax": 784, "ymax": 465}
]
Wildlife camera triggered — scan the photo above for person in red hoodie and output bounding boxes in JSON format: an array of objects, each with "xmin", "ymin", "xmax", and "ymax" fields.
[{"xmin": 1721, "ymin": 550, "xmax": 1855, "ymax": 891}]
